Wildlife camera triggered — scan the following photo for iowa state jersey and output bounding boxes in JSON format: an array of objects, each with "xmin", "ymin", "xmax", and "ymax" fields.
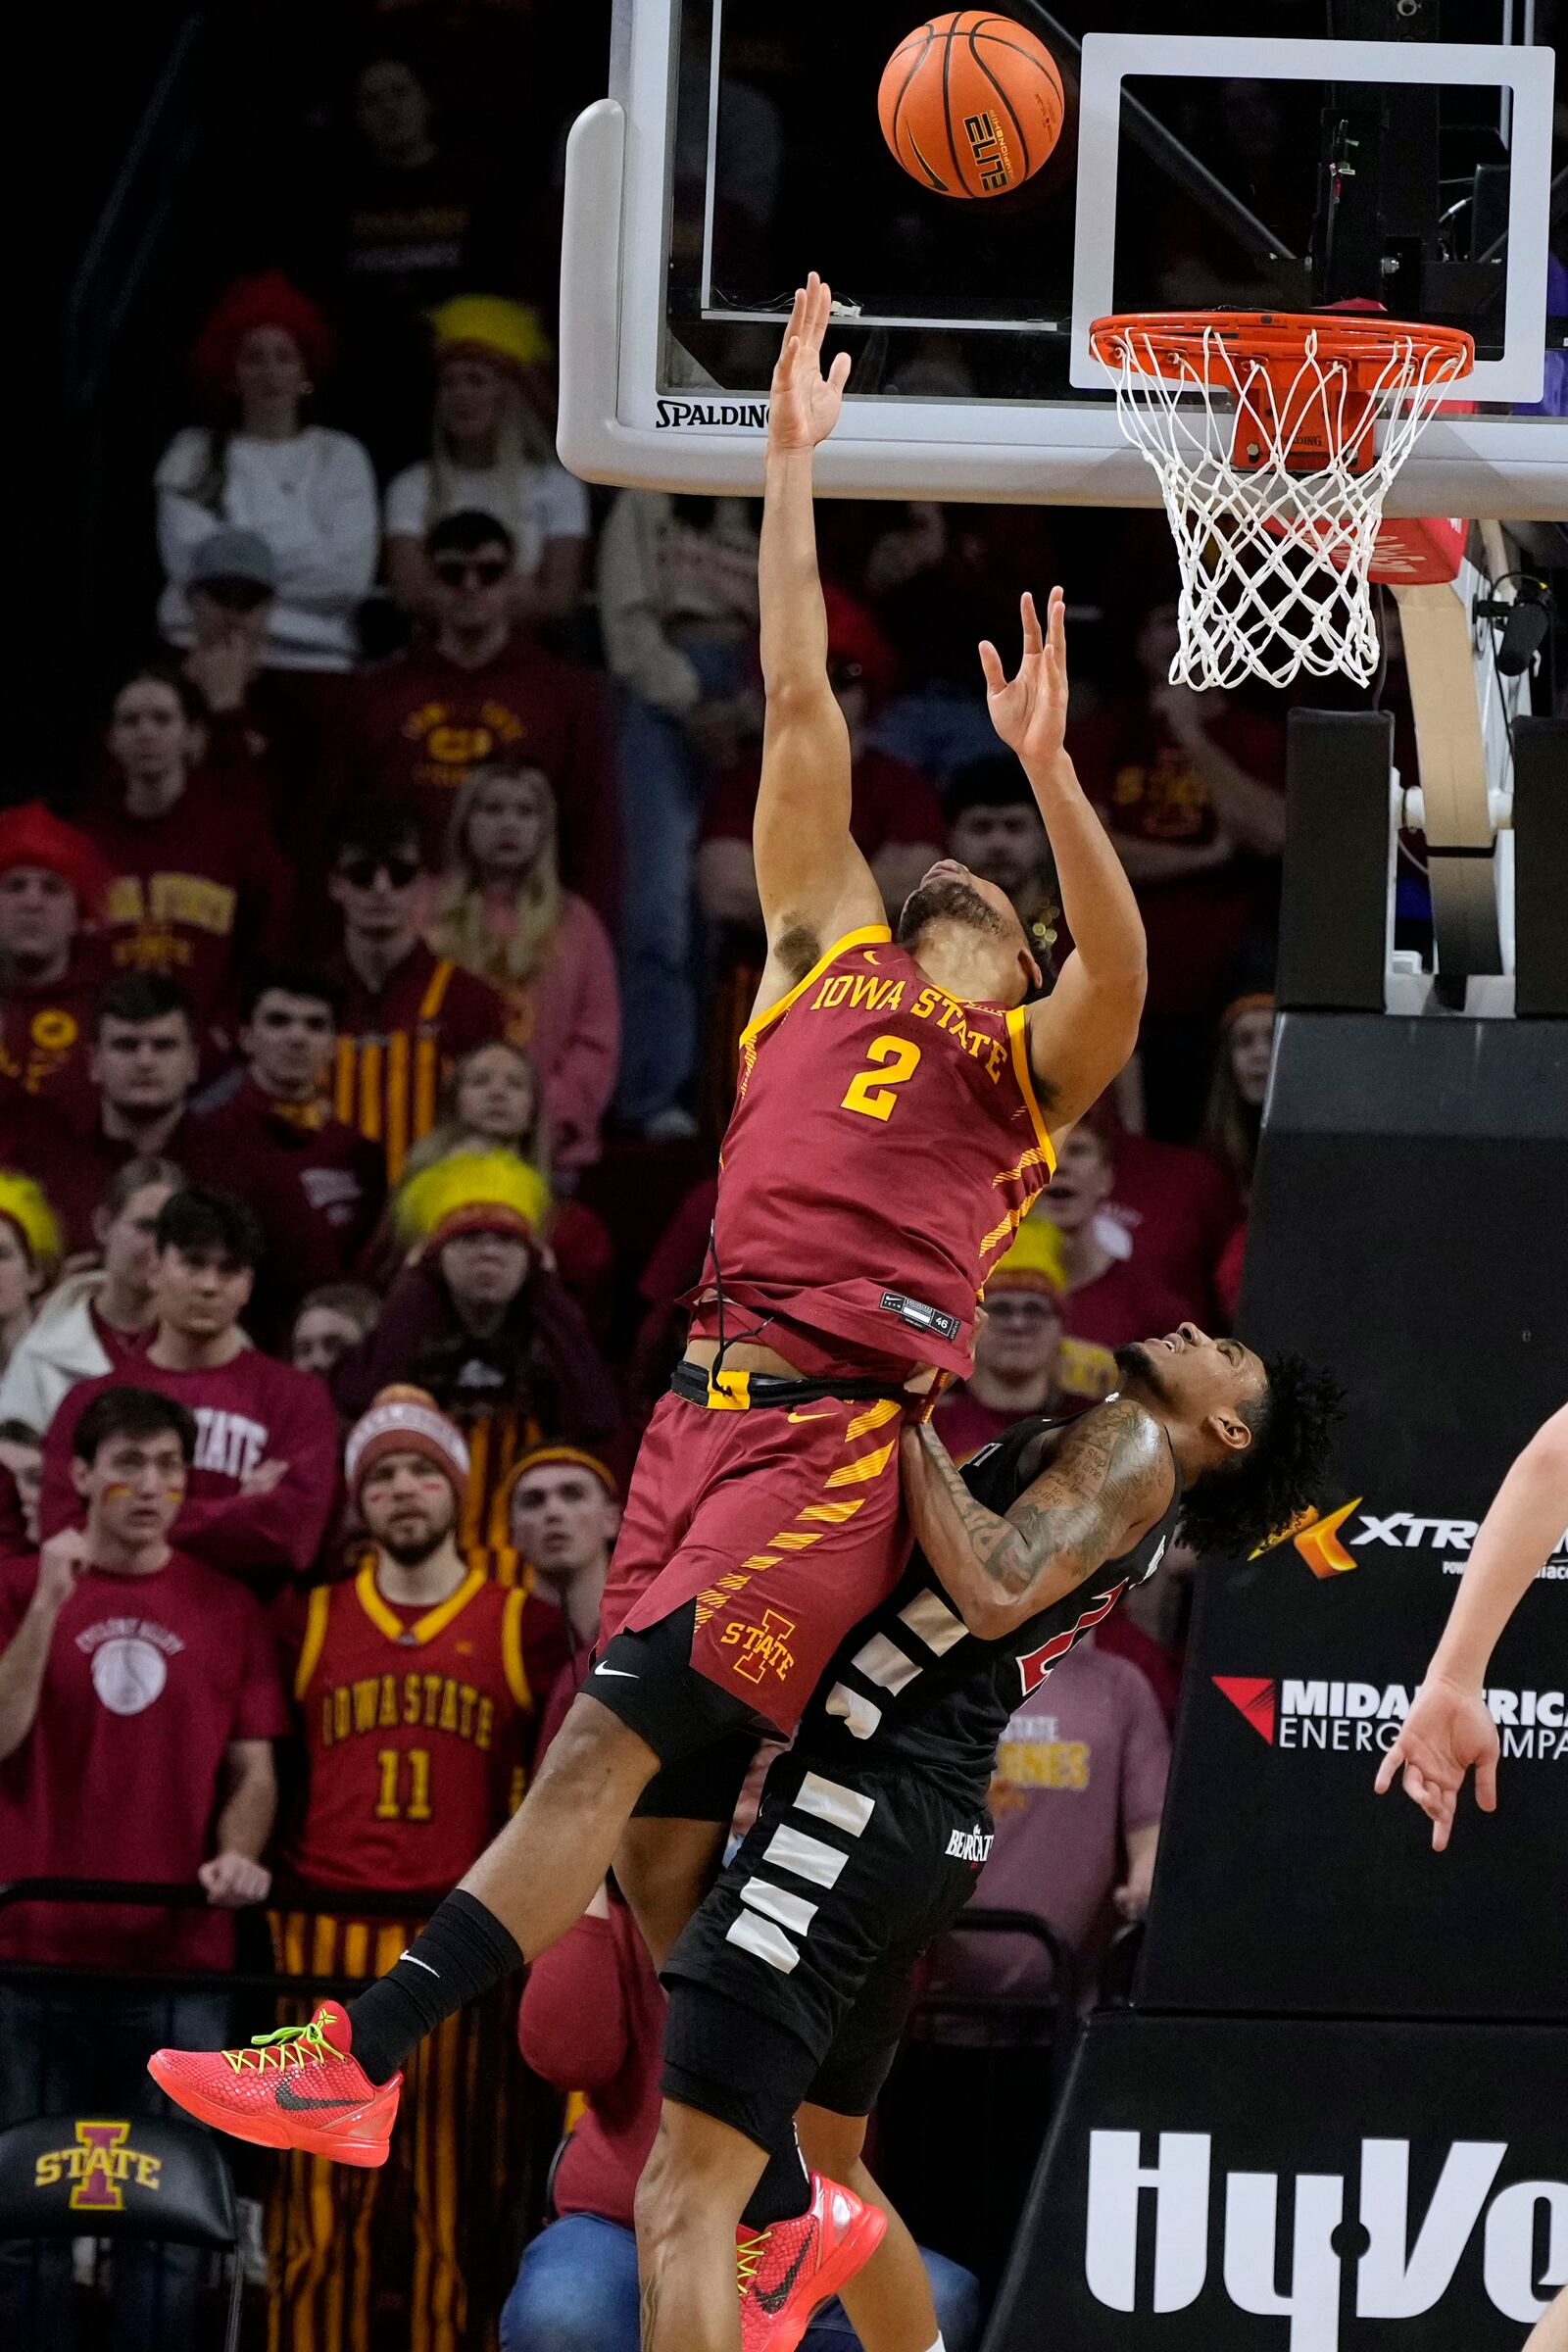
[
  {"xmin": 288, "ymin": 1563, "xmax": 534, "ymax": 1892},
  {"xmin": 709, "ymin": 926, "xmax": 1055, "ymax": 1379},
  {"xmin": 795, "ymin": 1406, "xmax": 1181, "ymax": 1805}
]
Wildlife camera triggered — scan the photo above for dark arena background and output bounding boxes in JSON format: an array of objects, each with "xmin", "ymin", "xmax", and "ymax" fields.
[{"xmin": 4, "ymin": 2, "xmax": 1566, "ymax": 2349}]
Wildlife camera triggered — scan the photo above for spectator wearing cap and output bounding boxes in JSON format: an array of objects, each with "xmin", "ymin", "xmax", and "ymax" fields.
[
  {"xmin": 0, "ymin": 1157, "xmax": 183, "ymax": 1433},
  {"xmin": 1039, "ymin": 1128, "xmax": 1193, "ymax": 1355},
  {"xmin": 946, "ymin": 756, "xmax": 1061, "ymax": 983},
  {"xmin": 192, "ymin": 963, "xmax": 386, "ymax": 1345},
  {"xmin": 384, "ymin": 296, "xmax": 589, "ymax": 626},
  {"xmin": 335, "ymin": 509, "xmax": 617, "ymax": 919},
  {"xmin": 41, "ymin": 1189, "xmax": 341, "ymax": 1589},
  {"xmin": 332, "ymin": 1151, "xmax": 617, "ymax": 1556},
  {"xmin": 0, "ymin": 1175, "xmax": 60, "ymax": 1382},
  {"xmin": 272, "ymin": 1383, "xmax": 538, "ymax": 2352},
  {"xmin": 327, "ymin": 796, "xmax": 510, "ymax": 1185},
  {"xmin": 429, "ymin": 763, "xmax": 619, "ymax": 1171},
  {"xmin": 156, "ymin": 272, "xmax": 378, "ymax": 674},
  {"xmin": 173, "ymin": 527, "xmax": 332, "ymax": 826},
  {"xmin": 493, "ymin": 1444, "xmax": 620, "ymax": 1727},
  {"xmin": 0, "ymin": 804, "xmax": 112, "ymax": 1123},
  {"xmin": 0, "ymin": 977, "xmax": 217, "ymax": 1258},
  {"xmin": 598, "ymin": 489, "xmax": 761, "ymax": 1136},
  {"xmin": 79, "ymin": 663, "xmax": 292, "ymax": 1025},
  {"xmin": 932, "ymin": 1220, "xmax": 1074, "ymax": 1464}
]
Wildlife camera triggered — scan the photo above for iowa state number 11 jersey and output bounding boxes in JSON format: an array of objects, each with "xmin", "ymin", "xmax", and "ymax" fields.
[
  {"xmin": 708, "ymin": 926, "xmax": 1055, "ymax": 1380},
  {"xmin": 795, "ymin": 1405, "xmax": 1182, "ymax": 1807}
]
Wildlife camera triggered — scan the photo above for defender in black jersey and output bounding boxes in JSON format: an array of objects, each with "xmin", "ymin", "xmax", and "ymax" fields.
[{"xmin": 639, "ymin": 1328, "xmax": 1341, "ymax": 2352}]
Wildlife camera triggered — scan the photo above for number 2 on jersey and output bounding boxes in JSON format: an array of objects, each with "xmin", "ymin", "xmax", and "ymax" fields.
[{"xmin": 841, "ymin": 1034, "xmax": 923, "ymax": 1122}]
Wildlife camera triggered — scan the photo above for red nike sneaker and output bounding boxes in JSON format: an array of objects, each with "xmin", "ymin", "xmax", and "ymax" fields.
[
  {"xmin": 736, "ymin": 2172, "xmax": 887, "ymax": 2352},
  {"xmin": 148, "ymin": 2001, "xmax": 401, "ymax": 2168}
]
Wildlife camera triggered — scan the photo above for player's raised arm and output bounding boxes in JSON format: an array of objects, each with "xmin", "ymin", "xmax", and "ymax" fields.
[
  {"xmin": 981, "ymin": 591, "xmax": 1148, "ymax": 1141},
  {"xmin": 752, "ymin": 276, "xmax": 885, "ymax": 1016},
  {"xmin": 1376, "ymin": 1399, "xmax": 1568, "ymax": 1850},
  {"xmin": 900, "ymin": 1400, "xmax": 1173, "ymax": 1641}
]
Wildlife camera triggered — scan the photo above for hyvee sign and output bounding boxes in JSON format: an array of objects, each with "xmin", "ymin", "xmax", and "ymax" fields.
[{"xmin": 988, "ymin": 2014, "xmax": 1568, "ymax": 2352}]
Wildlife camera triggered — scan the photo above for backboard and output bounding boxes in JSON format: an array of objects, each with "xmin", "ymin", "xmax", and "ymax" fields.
[{"xmin": 560, "ymin": 0, "xmax": 1566, "ymax": 514}]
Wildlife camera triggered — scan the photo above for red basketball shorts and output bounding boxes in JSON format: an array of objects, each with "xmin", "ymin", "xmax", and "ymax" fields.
[{"xmin": 597, "ymin": 1387, "xmax": 910, "ymax": 1738}]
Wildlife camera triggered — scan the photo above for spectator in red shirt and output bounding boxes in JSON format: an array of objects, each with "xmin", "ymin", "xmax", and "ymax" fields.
[
  {"xmin": 1038, "ymin": 1127, "xmax": 1192, "ymax": 1353},
  {"xmin": 0, "ymin": 803, "xmax": 111, "ymax": 1124},
  {"xmin": 80, "ymin": 665, "xmax": 292, "ymax": 1026},
  {"xmin": 194, "ymin": 962, "xmax": 386, "ymax": 1342},
  {"xmin": 42, "ymin": 1190, "xmax": 341, "ymax": 1588},
  {"xmin": 290, "ymin": 1282, "xmax": 381, "ymax": 1382},
  {"xmin": 945, "ymin": 756, "xmax": 1060, "ymax": 981},
  {"xmin": 1, "ymin": 976, "xmax": 212, "ymax": 1255},
  {"xmin": 1093, "ymin": 1095, "xmax": 1243, "ymax": 1330},
  {"xmin": 501, "ymin": 1885, "xmax": 984, "ymax": 2352},
  {"xmin": 0, "ymin": 1383, "xmax": 284, "ymax": 2347},
  {"xmin": 327, "ymin": 796, "xmax": 509, "ymax": 1184},
  {"xmin": 925, "ymin": 1636, "xmax": 1169, "ymax": 2022},
  {"xmin": 492, "ymin": 1445, "xmax": 620, "ymax": 1712},
  {"xmin": 337, "ymin": 510, "xmax": 617, "ymax": 920},
  {"xmin": 0, "ymin": 1419, "xmax": 41, "ymax": 1548},
  {"xmin": 429, "ymin": 764, "xmax": 619, "ymax": 1170},
  {"xmin": 0, "ymin": 1156, "xmax": 182, "ymax": 1433},
  {"xmin": 1067, "ymin": 601, "xmax": 1284, "ymax": 1137},
  {"xmin": 933, "ymin": 1219, "xmax": 1071, "ymax": 1463}
]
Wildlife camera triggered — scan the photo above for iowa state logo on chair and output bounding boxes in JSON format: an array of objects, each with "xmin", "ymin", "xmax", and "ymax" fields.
[{"xmin": 33, "ymin": 2120, "xmax": 163, "ymax": 2210}]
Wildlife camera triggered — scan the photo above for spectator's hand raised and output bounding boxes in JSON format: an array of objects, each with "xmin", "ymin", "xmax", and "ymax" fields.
[
  {"xmin": 199, "ymin": 1852, "xmax": 271, "ymax": 1908},
  {"xmin": 1374, "ymin": 1676, "xmax": 1500, "ymax": 1852},
  {"xmin": 34, "ymin": 1530, "xmax": 90, "ymax": 1617},
  {"xmin": 768, "ymin": 274, "xmax": 852, "ymax": 456},
  {"xmin": 980, "ymin": 589, "xmax": 1070, "ymax": 770},
  {"xmin": 240, "ymin": 1459, "xmax": 289, "ymax": 1497}
]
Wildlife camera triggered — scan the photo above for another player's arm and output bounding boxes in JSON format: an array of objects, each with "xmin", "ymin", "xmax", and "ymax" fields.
[
  {"xmin": 1376, "ymin": 1400, "xmax": 1568, "ymax": 1850},
  {"xmin": 981, "ymin": 591, "xmax": 1148, "ymax": 1141},
  {"xmin": 752, "ymin": 275, "xmax": 885, "ymax": 1017},
  {"xmin": 900, "ymin": 1399, "xmax": 1174, "ymax": 1642}
]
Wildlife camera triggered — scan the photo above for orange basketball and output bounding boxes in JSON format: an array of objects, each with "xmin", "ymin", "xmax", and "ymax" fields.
[{"xmin": 878, "ymin": 11, "xmax": 1065, "ymax": 199}]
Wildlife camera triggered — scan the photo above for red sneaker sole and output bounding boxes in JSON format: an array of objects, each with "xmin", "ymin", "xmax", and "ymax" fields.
[
  {"xmin": 147, "ymin": 2057, "xmax": 393, "ymax": 2169},
  {"xmin": 762, "ymin": 2205, "xmax": 890, "ymax": 2352}
]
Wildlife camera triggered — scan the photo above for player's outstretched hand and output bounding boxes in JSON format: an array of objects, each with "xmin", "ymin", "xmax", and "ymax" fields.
[
  {"xmin": 768, "ymin": 274, "xmax": 852, "ymax": 455},
  {"xmin": 980, "ymin": 588, "xmax": 1069, "ymax": 769},
  {"xmin": 1374, "ymin": 1677, "xmax": 1500, "ymax": 1852}
]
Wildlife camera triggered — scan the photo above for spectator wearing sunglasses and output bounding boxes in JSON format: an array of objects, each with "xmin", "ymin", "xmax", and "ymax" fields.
[
  {"xmin": 334, "ymin": 510, "xmax": 617, "ymax": 925},
  {"xmin": 325, "ymin": 797, "xmax": 509, "ymax": 1184}
]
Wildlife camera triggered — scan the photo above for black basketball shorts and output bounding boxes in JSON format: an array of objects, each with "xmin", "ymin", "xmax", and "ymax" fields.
[{"xmin": 662, "ymin": 1747, "xmax": 993, "ymax": 2153}]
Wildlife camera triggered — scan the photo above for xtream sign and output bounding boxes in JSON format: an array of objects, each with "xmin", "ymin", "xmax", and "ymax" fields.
[{"xmin": 1084, "ymin": 2132, "xmax": 1568, "ymax": 2349}]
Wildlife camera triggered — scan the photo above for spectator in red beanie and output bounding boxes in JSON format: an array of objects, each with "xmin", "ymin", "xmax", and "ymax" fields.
[
  {"xmin": 0, "ymin": 804, "xmax": 111, "ymax": 1123},
  {"xmin": 334, "ymin": 509, "xmax": 617, "ymax": 916},
  {"xmin": 80, "ymin": 664, "xmax": 292, "ymax": 1027},
  {"xmin": 156, "ymin": 271, "xmax": 378, "ymax": 674}
]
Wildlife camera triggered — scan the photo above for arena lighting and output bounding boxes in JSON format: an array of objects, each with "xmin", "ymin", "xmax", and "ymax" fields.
[{"xmin": 1473, "ymin": 573, "xmax": 1556, "ymax": 678}]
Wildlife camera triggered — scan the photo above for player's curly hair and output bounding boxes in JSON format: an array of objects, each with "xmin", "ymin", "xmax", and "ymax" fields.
[{"xmin": 1177, "ymin": 1350, "xmax": 1346, "ymax": 1560}]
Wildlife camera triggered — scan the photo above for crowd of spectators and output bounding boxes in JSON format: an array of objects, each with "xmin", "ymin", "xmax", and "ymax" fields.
[{"xmin": 0, "ymin": 18, "xmax": 1320, "ymax": 2348}]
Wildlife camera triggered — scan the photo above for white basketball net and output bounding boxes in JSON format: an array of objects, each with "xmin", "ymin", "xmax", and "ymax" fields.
[{"xmin": 1098, "ymin": 321, "xmax": 1470, "ymax": 689}]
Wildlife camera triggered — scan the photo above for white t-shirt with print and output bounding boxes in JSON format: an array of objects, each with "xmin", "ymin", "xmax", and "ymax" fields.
[{"xmin": 383, "ymin": 458, "xmax": 590, "ymax": 579}]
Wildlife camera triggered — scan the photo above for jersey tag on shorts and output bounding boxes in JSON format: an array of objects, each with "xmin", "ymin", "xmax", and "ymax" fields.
[
  {"xmin": 707, "ymin": 1368, "xmax": 753, "ymax": 1410},
  {"xmin": 880, "ymin": 1292, "xmax": 961, "ymax": 1344}
]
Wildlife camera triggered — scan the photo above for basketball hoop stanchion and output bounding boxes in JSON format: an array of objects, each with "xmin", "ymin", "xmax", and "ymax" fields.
[{"xmin": 1088, "ymin": 311, "xmax": 1475, "ymax": 689}]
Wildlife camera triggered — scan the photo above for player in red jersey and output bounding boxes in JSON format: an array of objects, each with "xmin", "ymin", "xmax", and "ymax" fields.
[{"xmin": 148, "ymin": 276, "xmax": 1147, "ymax": 2179}]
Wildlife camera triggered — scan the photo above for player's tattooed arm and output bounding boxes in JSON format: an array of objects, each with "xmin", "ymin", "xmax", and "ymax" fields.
[{"xmin": 901, "ymin": 1399, "xmax": 1173, "ymax": 1641}]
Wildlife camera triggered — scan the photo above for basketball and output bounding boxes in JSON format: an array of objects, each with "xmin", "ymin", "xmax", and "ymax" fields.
[{"xmin": 877, "ymin": 11, "xmax": 1065, "ymax": 200}]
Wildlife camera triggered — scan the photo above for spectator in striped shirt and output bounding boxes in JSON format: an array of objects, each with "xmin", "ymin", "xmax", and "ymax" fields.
[{"xmin": 327, "ymin": 798, "xmax": 511, "ymax": 1184}]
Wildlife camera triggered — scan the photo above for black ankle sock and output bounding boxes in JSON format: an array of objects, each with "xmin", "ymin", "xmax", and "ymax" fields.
[
  {"xmin": 346, "ymin": 1890, "xmax": 523, "ymax": 2083},
  {"xmin": 742, "ymin": 2132, "xmax": 811, "ymax": 2230}
]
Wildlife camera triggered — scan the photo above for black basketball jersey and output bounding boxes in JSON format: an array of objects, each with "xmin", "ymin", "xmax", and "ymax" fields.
[{"xmin": 793, "ymin": 1404, "xmax": 1182, "ymax": 1806}]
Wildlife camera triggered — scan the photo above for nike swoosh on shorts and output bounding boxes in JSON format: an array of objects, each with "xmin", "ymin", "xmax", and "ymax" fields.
[{"xmin": 594, "ymin": 1665, "xmax": 638, "ymax": 1678}]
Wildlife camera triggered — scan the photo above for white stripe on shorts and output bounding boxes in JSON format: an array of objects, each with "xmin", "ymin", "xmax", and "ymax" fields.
[
  {"xmin": 762, "ymin": 1824, "xmax": 850, "ymax": 1889},
  {"xmin": 740, "ymin": 1877, "xmax": 819, "ymax": 1936},
  {"xmin": 899, "ymin": 1587, "xmax": 968, "ymax": 1656},
  {"xmin": 725, "ymin": 1911, "xmax": 800, "ymax": 1974},
  {"xmin": 795, "ymin": 1772, "xmax": 875, "ymax": 1837}
]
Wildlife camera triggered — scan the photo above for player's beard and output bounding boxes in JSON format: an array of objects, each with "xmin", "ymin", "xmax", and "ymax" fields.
[
  {"xmin": 896, "ymin": 874, "xmax": 1010, "ymax": 947},
  {"xmin": 1114, "ymin": 1342, "xmax": 1173, "ymax": 1407}
]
